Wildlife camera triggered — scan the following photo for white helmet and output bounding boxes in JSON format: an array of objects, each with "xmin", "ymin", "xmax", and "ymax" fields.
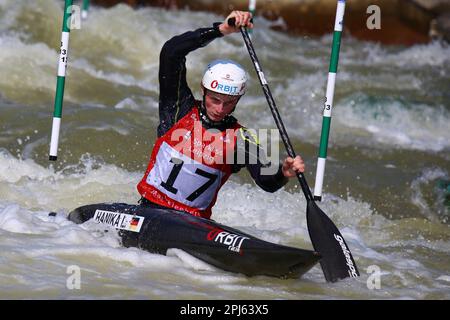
[{"xmin": 201, "ymin": 59, "xmax": 247, "ymax": 96}]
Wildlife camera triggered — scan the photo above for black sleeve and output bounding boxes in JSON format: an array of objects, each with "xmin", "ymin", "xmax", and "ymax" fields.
[
  {"xmin": 157, "ymin": 23, "xmax": 224, "ymax": 137},
  {"xmin": 232, "ymin": 128, "xmax": 288, "ymax": 193}
]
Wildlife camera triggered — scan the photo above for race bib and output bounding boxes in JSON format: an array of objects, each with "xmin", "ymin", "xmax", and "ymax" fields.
[{"xmin": 147, "ymin": 142, "xmax": 224, "ymax": 210}]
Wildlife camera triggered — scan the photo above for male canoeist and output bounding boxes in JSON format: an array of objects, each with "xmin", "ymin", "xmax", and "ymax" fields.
[{"xmin": 137, "ymin": 10, "xmax": 305, "ymax": 219}]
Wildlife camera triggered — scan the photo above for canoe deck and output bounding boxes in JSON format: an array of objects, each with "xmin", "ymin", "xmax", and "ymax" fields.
[{"xmin": 68, "ymin": 202, "xmax": 321, "ymax": 278}]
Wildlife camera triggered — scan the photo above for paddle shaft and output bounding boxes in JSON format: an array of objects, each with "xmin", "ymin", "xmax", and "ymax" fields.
[{"xmin": 229, "ymin": 18, "xmax": 314, "ymax": 202}]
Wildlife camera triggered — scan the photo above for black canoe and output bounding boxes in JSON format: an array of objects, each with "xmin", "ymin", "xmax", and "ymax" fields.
[{"xmin": 68, "ymin": 202, "xmax": 321, "ymax": 279}]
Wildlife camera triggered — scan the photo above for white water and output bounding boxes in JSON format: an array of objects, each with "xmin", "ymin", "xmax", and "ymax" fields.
[
  {"xmin": 0, "ymin": 0, "xmax": 449, "ymax": 299},
  {"xmin": 0, "ymin": 0, "xmax": 449, "ymax": 152},
  {"xmin": 0, "ymin": 151, "xmax": 449, "ymax": 299}
]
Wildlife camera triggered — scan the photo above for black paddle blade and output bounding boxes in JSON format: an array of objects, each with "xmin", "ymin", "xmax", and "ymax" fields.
[{"xmin": 306, "ymin": 200, "xmax": 359, "ymax": 282}]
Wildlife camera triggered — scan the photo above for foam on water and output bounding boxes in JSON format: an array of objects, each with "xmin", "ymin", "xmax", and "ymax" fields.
[
  {"xmin": 1, "ymin": 0, "xmax": 449, "ymax": 152},
  {"xmin": 0, "ymin": 35, "xmax": 58, "ymax": 103},
  {"xmin": 0, "ymin": 151, "xmax": 449, "ymax": 298},
  {"xmin": 0, "ymin": 150, "xmax": 140, "ymax": 211},
  {"xmin": 333, "ymin": 94, "xmax": 450, "ymax": 151},
  {"xmin": 1, "ymin": 0, "xmax": 449, "ymax": 298},
  {"xmin": 410, "ymin": 167, "xmax": 449, "ymax": 223},
  {"xmin": 362, "ymin": 40, "xmax": 450, "ymax": 68}
]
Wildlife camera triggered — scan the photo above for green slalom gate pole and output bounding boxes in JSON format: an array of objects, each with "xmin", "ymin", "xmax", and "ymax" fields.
[
  {"xmin": 49, "ymin": 0, "xmax": 73, "ymax": 161},
  {"xmin": 82, "ymin": 0, "xmax": 90, "ymax": 20},
  {"xmin": 313, "ymin": 0, "xmax": 346, "ymax": 201},
  {"xmin": 248, "ymin": 0, "xmax": 256, "ymax": 34}
]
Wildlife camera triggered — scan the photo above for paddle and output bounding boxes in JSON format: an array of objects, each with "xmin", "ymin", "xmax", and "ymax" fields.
[{"xmin": 228, "ymin": 17, "xmax": 359, "ymax": 282}]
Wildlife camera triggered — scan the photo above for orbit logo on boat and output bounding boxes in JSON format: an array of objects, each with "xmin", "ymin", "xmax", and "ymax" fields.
[
  {"xmin": 93, "ymin": 210, "xmax": 145, "ymax": 233},
  {"xmin": 207, "ymin": 228, "xmax": 250, "ymax": 254}
]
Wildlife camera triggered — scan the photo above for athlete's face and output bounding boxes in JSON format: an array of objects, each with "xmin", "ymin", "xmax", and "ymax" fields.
[{"xmin": 204, "ymin": 89, "xmax": 240, "ymax": 121}]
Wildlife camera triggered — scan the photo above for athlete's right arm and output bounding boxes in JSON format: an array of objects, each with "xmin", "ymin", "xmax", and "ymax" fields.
[{"xmin": 157, "ymin": 25, "xmax": 224, "ymax": 137}]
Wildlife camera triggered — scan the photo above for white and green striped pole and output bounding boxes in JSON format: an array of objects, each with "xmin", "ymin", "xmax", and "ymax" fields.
[
  {"xmin": 313, "ymin": 0, "xmax": 346, "ymax": 201},
  {"xmin": 248, "ymin": 0, "xmax": 256, "ymax": 34},
  {"xmin": 49, "ymin": 0, "xmax": 73, "ymax": 161},
  {"xmin": 82, "ymin": 0, "xmax": 89, "ymax": 20}
]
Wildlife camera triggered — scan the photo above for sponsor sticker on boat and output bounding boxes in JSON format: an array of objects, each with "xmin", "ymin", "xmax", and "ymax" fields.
[
  {"xmin": 207, "ymin": 228, "xmax": 249, "ymax": 254},
  {"xmin": 93, "ymin": 210, "xmax": 144, "ymax": 233}
]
